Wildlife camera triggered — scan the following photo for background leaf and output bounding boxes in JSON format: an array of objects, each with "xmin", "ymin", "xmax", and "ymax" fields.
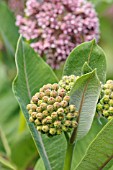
[
  {"xmin": 13, "ymin": 37, "xmax": 67, "ymax": 170},
  {"xmin": 75, "ymin": 119, "xmax": 113, "ymax": 170},
  {"xmin": 70, "ymin": 70, "xmax": 101, "ymax": 140},
  {"xmin": 63, "ymin": 40, "xmax": 106, "ymax": 83}
]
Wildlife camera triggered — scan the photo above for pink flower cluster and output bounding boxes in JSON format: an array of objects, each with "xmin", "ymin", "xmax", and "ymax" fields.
[
  {"xmin": 8, "ymin": 0, "xmax": 25, "ymax": 15},
  {"xmin": 16, "ymin": 0, "xmax": 100, "ymax": 69}
]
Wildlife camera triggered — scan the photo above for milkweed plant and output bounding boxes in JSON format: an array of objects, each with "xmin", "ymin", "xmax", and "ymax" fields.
[{"xmin": 3, "ymin": 0, "xmax": 113, "ymax": 170}]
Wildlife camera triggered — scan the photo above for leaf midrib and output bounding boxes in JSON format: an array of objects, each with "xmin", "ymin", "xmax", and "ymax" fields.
[{"xmin": 99, "ymin": 154, "xmax": 113, "ymax": 170}]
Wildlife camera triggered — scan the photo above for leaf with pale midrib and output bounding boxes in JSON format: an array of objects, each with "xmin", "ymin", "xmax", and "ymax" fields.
[
  {"xmin": 70, "ymin": 70, "xmax": 101, "ymax": 141},
  {"xmin": 75, "ymin": 119, "xmax": 113, "ymax": 170},
  {"xmin": 63, "ymin": 40, "xmax": 106, "ymax": 83},
  {"xmin": 13, "ymin": 37, "xmax": 66, "ymax": 170}
]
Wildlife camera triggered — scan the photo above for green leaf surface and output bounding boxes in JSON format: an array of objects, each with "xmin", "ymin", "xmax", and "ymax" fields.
[
  {"xmin": 34, "ymin": 159, "xmax": 45, "ymax": 170},
  {"xmin": 70, "ymin": 70, "xmax": 101, "ymax": 140},
  {"xmin": 71, "ymin": 117, "xmax": 107, "ymax": 169},
  {"xmin": 63, "ymin": 40, "xmax": 106, "ymax": 83},
  {"xmin": 13, "ymin": 37, "xmax": 66, "ymax": 170},
  {"xmin": 0, "ymin": 1, "xmax": 19, "ymax": 56},
  {"xmin": 75, "ymin": 119, "xmax": 113, "ymax": 170}
]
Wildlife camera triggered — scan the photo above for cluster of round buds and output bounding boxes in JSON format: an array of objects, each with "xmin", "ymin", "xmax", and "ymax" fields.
[
  {"xmin": 96, "ymin": 80, "xmax": 113, "ymax": 120},
  {"xmin": 59, "ymin": 75, "xmax": 79, "ymax": 94},
  {"xmin": 16, "ymin": 0, "xmax": 99, "ymax": 69},
  {"xmin": 27, "ymin": 83, "xmax": 78, "ymax": 136}
]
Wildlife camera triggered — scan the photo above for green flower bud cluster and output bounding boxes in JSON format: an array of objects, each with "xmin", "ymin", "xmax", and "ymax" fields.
[
  {"xmin": 96, "ymin": 80, "xmax": 113, "ymax": 120},
  {"xmin": 27, "ymin": 83, "xmax": 78, "ymax": 136},
  {"xmin": 59, "ymin": 75, "xmax": 79, "ymax": 94}
]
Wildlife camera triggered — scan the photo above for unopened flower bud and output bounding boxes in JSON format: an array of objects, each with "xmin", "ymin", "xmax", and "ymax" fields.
[
  {"xmin": 43, "ymin": 110, "xmax": 48, "ymax": 117},
  {"xmin": 29, "ymin": 116, "xmax": 34, "ymax": 122},
  {"xmin": 63, "ymin": 96, "xmax": 70, "ymax": 102},
  {"xmin": 35, "ymin": 119, "xmax": 41, "ymax": 125},
  {"xmin": 38, "ymin": 92, "xmax": 45, "ymax": 99},
  {"xmin": 50, "ymin": 91, "xmax": 57, "ymax": 98},
  {"xmin": 52, "ymin": 83, "xmax": 59, "ymax": 91},
  {"xmin": 60, "ymin": 100, "xmax": 68, "ymax": 108},
  {"xmin": 49, "ymin": 128, "xmax": 56, "ymax": 135},
  {"xmin": 58, "ymin": 89, "xmax": 66, "ymax": 97},
  {"xmin": 53, "ymin": 102, "xmax": 61, "ymax": 110},
  {"xmin": 27, "ymin": 104, "xmax": 31, "ymax": 111},
  {"xmin": 45, "ymin": 89, "xmax": 51, "ymax": 96},
  {"xmin": 57, "ymin": 108, "xmax": 64, "ymax": 115},
  {"xmin": 48, "ymin": 97, "xmax": 55, "ymax": 104},
  {"xmin": 36, "ymin": 113, "xmax": 43, "ymax": 120},
  {"xmin": 109, "ymin": 99, "xmax": 113, "ymax": 106},
  {"xmin": 57, "ymin": 129, "xmax": 62, "ymax": 135},
  {"xmin": 72, "ymin": 121, "xmax": 78, "ymax": 128},
  {"xmin": 103, "ymin": 95, "xmax": 109, "ymax": 103},
  {"xmin": 46, "ymin": 116, "xmax": 52, "ymax": 123},
  {"xmin": 51, "ymin": 112, "xmax": 57, "ymax": 119},
  {"xmin": 43, "ymin": 96, "xmax": 49, "ymax": 103},
  {"xmin": 42, "ymin": 125, "xmax": 49, "ymax": 132},
  {"xmin": 36, "ymin": 107, "xmax": 42, "ymax": 113},
  {"xmin": 62, "ymin": 125, "xmax": 68, "ymax": 132},
  {"xmin": 47, "ymin": 105, "xmax": 53, "ymax": 112},
  {"xmin": 109, "ymin": 107, "xmax": 113, "ymax": 114},
  {"xmin": 64, "ymin": 120, "xmax": 71, "ymax": 126},
  {"xmin": 66, "ymin": 113, "xmax": 75, "ymax": 120},
  {"xmin": 40, "ymin": 103, "xmax": 47, "ymax": 110},
  {"xmin": 96, "ymin": 103, "xmax": 103, "ymax": 111},
  {"xmin": 32, "ymin": 96, "xmax": 38, "ymax": 103},
  {"xmin": 38, "ymin": 100, "xmax": 43, "ymax": 105},
  {"xmin": 31, "ymin": 112, "xmax": 37, "ymax": 119},
  {"xmin": 54, "ymin": 121, "xmax": 61, "ymax": 128},
  {"xmin": 69, "ymin": 105, "xmax": 76, "ymax": 112},
  {"xmin": 37, "ymin": 126, "xmax": 42, "ymax": 131},
  {"xmin": 56, "ymin": 96, "xmax": 62, "ymax": 102}
]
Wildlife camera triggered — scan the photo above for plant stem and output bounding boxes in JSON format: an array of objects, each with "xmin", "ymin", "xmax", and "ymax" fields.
[{"xmin": 63, "ymin": 141, "xmax": 76, "ymax": 170}]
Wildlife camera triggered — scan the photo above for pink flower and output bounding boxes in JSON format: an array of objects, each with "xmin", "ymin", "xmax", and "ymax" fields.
[{"xmin": 16, "ymin": 0, "xmax": 100, "ymax": 69}]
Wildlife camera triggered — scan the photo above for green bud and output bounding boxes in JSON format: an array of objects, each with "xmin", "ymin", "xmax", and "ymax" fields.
[
  {"xmin": 103, "ymin": 84, "xmax": 109, "ymax": 90},
  {"xmin": 35, "ymin": 119, "xmax": 41, "ymax": 125},
  {"xmin": 62, "ymin": 125, "xmax": 68, "ymax": 132},
  {"xmin": 28, "ymin": 109, "xmax": 32, "ymax": 115},
  {"xmin": 57, "ymin": 108, "xmax": 64, "ymax": 115},
  {"xmin": 64, "ymin": 120, "xmax": 71, "ymax": 127},
  {"xmin": 49, "ymin": 128, "xmax": 56, "ymax": 135},
  {"xmin": 103, "ymin": 110, "xmax": 109, "ymax": 117},
  {"xmin": 110, "ymin": 92, "xmax": 113, "ymax": 99},
  {"xmin": 47, "ymin": 105, "xmax": 53, "ymax": 112},
  {"xmin": 26, "ymin": 104, "xmax": 31, "ymax": 111},
  {"xmin": 108, "ymin": 116, "xmax": 113, "ymax": 120},
  {"xmin": 109, "ymin": 107, "xmax": 113, "ymax": 114},
  {"xmin": 40, "ymin": 103, "xmax": 47, "ymax": 110},
  {"xmin": 58, "ymin": 89, "xmax": 66, "ymax": 97},
  {"xmin": 54, "ymin": 121, "xmax": 61, "ymax": 128},
  {"xmin": 48, "ymin": 97, "xmax": 55, "ymax": 104},
  {"xmin": 63, "ymin": 96, "xmax": 70, "ymax": 102},
  {"xmin": 32, "ymin": 96, "xmax": 38, "ymax": 103},
  {"xmin": 104, "ymin": 89, "xmax": 111, "ymax": 95},
  {"xmin": 37, "ymin": 126, "xmax": 42, "ymax": 131},
  {"xmin": 38, "ymin": 92, "xmax": 45, "ymax": 99},
  {"xmin": 50, "ymin": 91, "xmax": 58, "ymax": 98},
  {"xmin": 57, "ymin": 129, "xmax": 62, "ymax": 135},
  {"xmin": 36, "ymin": 107, "xmax": 42, "ymax": 113},
  {"xmin": 43, "ymin": 110, "xmax": 48, "ymax": 117},
  {"xmin": 38, "ymin": 100, "xmax": 43, "ymax": 105},
  {"xmin": 74, "ymin": 112, "xmax": 79, "ymax": 117},
  {"xmin": 42, "ymin": 96, "xmax": 49, "ymax": 103},
  {"xmin": 31, "ymin": 112, "xmax": 37, "ymax": 119},
  {"xmin": 42, "ymin": 118, "xmax": 47, "ymax": 125},
  {"xmin": 56, "ymin": 96, "xmax": 62, "ymax": 102},
  {"xmin": 36, "ymin": 113, "xmax": 43, "ymax": 120},
  {"xmin": 72, "ymin": 121, "xmax": 78, "ymax": 128},
  {"xmin": 52, "ymin": 83, "xmax": 59, "ymax": 91},
  {"xmin": 60, "ymin": 100, "xmax": 68, "ymax": 108},
  {"xmin": 64, "ymin": 107, "xmax": 70, "ymax": 113},
  {"xmin": 66, "ymin": 113, "xmax": 75, "ymax": 120},
  {"xmin": 109, "ymin": 99, "xmax": 113, "ymax": 106},
  {"xmin": 42, "ymin": 125, "xmax": 49, "ymax": 132},
  {"xmin": 58, "ymin": 115, "xmax": 64, "ymax": 120},
  {"xmin": 29, "ymin": 116, "xmax": 34, "ymax": 122},
  {"xmin": 51, "ymin": 112, "xmax": 58, "ymax": 119},
  {"xmin": 96, "ymin": 103, "xmax": 103, "ymax": 111},
  {"xmin": 53, "ymin": 102, "xmax": 61, "ymax": 110},
  {"xmin": 104, "ymin": 104, "xmax": 109, "ymax": 110},
  {"xmin": 45, "ymin": 89, "xmax": 51, "ymax": 96},
  {"xmin": 103, "ymin": 95, "xmax": 109, "ymax": 103},
  {"xmin": 46, "ymin": 116, "xmax": 52, "ymax": 123},
  {"xmin": 69, "ymin": 105, "xmax": 76, "ymax": 112}
]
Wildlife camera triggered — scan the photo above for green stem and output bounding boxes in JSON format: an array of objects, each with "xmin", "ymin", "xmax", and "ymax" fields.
[{"xmin": 63, "ymin": 142, "xmax": 76, "ymax": 170}]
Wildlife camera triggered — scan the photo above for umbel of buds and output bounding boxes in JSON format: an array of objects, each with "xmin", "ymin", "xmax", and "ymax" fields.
[
  {"xmin": 96, "ymin": 80, "xmax": 113, "ymax": 120},
  {"xmin": 27, "ymin": 83, "xmax": 78, "ymax": 136},
  {"xmin": 59, "ymin": 75, "xmax": 79, "ymax": 94}
]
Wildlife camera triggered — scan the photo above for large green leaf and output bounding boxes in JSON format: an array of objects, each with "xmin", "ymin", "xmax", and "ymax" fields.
[
  {"xmin": 13, "ymin": 37, "xmax": 67, "ymax": 170},
  {"xmin": 0, "ymin": 1, "xmax": 19, "ymax": 56},
  {"xmin": 71, "ymin": 117, "xmax": 107, "ymax": 169},
  {"xmin": 75, "ymin": 119, "xmax": 113, "ymax": 170},
  {"xmin": 63, "ymin": 40, "xmax": 106, "ymax": 83},
  {"xmin": 70, "ymin": 70, "xmax": 101, "ymax": 140}
]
